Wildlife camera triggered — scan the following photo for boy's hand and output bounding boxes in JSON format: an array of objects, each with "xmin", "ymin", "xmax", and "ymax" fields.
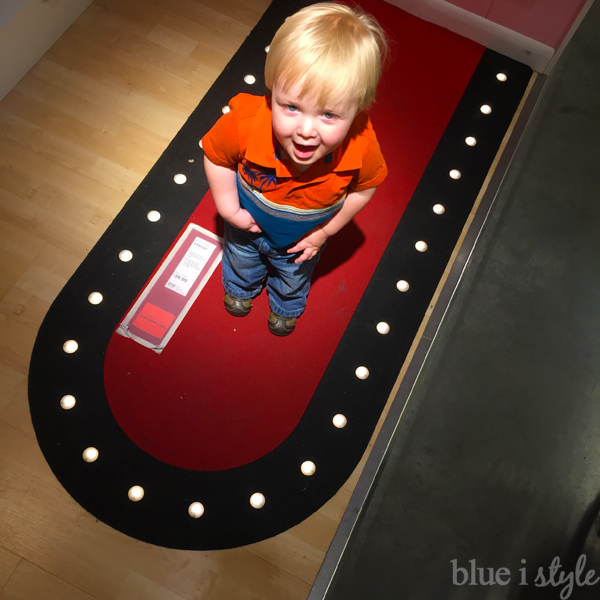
[
  {"xmin": 287, "ymin": 229, "xmax": 328, "ymax": 263},
  {"xmin": 228, "ymin": 208, "xmax": 262, "ymax": 233}
]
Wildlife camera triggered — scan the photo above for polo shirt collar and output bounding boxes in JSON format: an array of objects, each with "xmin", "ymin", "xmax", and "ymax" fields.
[
  {"xmin": 244, "ymin": 96, "xmax": 294, "ymax": 177},
  {"xmin": 331, "ymin": 115, "xmax": 367, "ymax": 172}
]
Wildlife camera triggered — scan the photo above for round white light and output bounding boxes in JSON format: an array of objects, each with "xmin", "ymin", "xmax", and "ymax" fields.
[
  {"xmin": 355, "ymin": 366, "xmax": 369, "ymax": 380},
  {"xmin": 376, "ymin": 322, "xmax": 390, "ymax": 335},
  {"xmin": 265, "ymin": 45, "xmax": 270, "ymax": 53},
  {"xmin": 496, "ymin": 73, "xmax": 508, "ymax": 82},
  {"xmin": 60, "ymin": 395, "xmax": 76, "ymax": 410},
  {"xmin": 174, "ymin": 173, "xmax": 187, "ymax": 185},
  {"xmin": 244, "ymin": 74, "xmax": 256, "ymax": 85},
  {"xmin": 147, "ymin": 210, "xmax": 161, "ymax": 222},
  {"xmin": 396, "ymin": 280, "xmax": 410, "ymax": 292},
  {"xmin": 449, "ymin": 169, "xmax": 462, "ymax": 180},
  {"xmin": 128, "ymin": 486, "xmax": 144, "ymax": 502},
  {"xmin": 332, "ymin": 414, "xmax": 347, "ymax": 428},
  {"xmin": 188, "ymin": 502, "xmax": 205, "ymax": 518},
  {"xmin": 465, "ymin": 136, "xmax": 477, "ymax": 146},
  {"xmin": 222, "ymin": 105, "xmax": 230, "ymax": 114},
  {"xmin": 82, "ymin": 447, "xmax": 98, "ymax": 462},
  {"xmin": 250, "ymin": 493, "xmax": 265, "ymax": 509},
  {"xmin": 480, "ymin": 104, "xmax": 492, "ymax": 115},
  {"xmin": 415, "ymin": 241, "xmax": 428, "ymax": 252},
  {"xmin": 63, "ymin": 340, "xmax": 78, "ymax": 353},
  {"xmin": 88, "ymin": 292, "xmax": 103, "ymax": 305},
  {"xmin": 301, "ymin": 461, "xmax": 316, "ymax": 476},
  {"xmin": 119, "ymin": 250, "xmax": 133, "ymax": 262},
  {"xmin": 433, "ymin": 204, "xmax": 445, "ymax": 215},
  {"xmin": 198, "ymin": 139, "xmax": 203, "ymax": 148}
]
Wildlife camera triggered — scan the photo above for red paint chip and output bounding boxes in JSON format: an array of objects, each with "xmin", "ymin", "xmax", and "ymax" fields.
[{"xmin": 132, "ymin": 303, "xmax": 176, "ymax": 339}]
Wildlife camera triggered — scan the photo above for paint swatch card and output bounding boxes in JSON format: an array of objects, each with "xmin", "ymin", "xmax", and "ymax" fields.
[{"xmin": 117, "ymin": 224, "xmax": 222, "ymax": 353}]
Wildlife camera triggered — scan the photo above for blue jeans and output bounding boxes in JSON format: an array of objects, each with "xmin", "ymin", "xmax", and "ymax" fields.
[{"xmin": 222, "ymin": 222, "xmax": 322, "ymax": 318}]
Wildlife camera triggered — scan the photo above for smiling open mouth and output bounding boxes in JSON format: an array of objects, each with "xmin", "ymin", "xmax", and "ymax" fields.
[{"xmin": 293, "ymin": 141, "xmax": 318, "ymax": 158}]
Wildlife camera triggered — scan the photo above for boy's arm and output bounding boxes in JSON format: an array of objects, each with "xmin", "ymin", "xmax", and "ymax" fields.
[
  {"xmin": 287, "ymin": 186, "xmax": 377, "ymax": 263},
  {"xmin": 203, "ymin": 155, "xmax": 261, "ymax": 232}
]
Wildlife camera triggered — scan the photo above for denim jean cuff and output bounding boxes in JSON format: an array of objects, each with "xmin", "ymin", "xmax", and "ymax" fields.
[
  {"xmin": 223, "ymin": 283, "xmax": 260, "ymax": 301},
  {"xmin": 268, "ymin": 299, "xmax": 305, "ymax": 319}
]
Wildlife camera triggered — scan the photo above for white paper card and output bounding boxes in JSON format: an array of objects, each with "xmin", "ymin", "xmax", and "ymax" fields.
[{"xmin": 166, "ymin": 236, "xmax": 217, "ymax": 296}]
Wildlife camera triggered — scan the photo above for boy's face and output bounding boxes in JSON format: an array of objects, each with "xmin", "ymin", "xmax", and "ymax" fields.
[{"xmin": 271, "ymin": 81, "xmax": 357, "ymax": 172}]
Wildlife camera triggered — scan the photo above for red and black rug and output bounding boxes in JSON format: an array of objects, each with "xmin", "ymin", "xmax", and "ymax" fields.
[{"xmin": 28, "ymin": 0, "xmax": 531, "ymax": 549}]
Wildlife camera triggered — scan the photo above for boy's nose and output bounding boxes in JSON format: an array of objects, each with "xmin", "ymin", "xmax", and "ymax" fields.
[{"xmin": 297, "ymin": 117, "xmax": 316, "ymax": 139}]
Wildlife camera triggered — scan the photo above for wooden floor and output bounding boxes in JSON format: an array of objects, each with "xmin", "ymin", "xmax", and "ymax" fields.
[{"xmin": 0, "ymin": 0, "xmax": 380, "ymax": 598}]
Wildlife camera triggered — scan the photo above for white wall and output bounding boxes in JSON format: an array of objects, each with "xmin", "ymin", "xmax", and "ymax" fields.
[{"xmin": 0, "ymin": 0, "xmax": 93, "ymax": 101}]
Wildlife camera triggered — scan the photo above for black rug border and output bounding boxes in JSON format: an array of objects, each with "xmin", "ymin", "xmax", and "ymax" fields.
[{"xmin": 28, "ymin": 0, "xmax": 532, "ymax": 550}]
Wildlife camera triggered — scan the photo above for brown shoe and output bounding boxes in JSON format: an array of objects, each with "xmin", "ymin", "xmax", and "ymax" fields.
[
  {"xmin": 268, "ymin": 310, "xmax": 297, "ymax": 336},
  {"xmin": 224, "ymin": 293, "xmax": 252, "ymax": 317}
]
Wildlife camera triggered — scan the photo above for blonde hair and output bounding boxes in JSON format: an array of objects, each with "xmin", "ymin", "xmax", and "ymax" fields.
[{"xmin": 264, "ymin": 3, "xmax": 388, "ymax": 112}]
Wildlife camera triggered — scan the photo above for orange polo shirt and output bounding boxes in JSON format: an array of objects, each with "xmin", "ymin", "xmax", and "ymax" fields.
[
  {"xmin": 202, "ymin": 93, "xmax": 387, "ymax": 248},
  {"xmin": 202, "ymin": 93, "xmax": 387, "ymax": 211}
]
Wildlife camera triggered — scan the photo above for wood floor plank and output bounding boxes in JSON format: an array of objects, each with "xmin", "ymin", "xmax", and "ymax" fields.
[
  {"xmin": 29, "ymin": 59, "xmax": 189, "ymax": 140},
  {"xmin": 0, "ymin": 188, "xmax": 41, "ymax": 235},
  {"xmin": 0, "ymin": 104, "xmax": 143, "ymax": 198},
  {"xmin": 0, "ymin": 314, "xmax": 35, "ymax": 374},
  {"xmin": 46, "ymin": 28, "xmax": 206, "ymax": 114},
  {"xmin": 12, "ymin": 76, "xmax": 170, "ymax": 173},
  {"xmin": 176, "ymin": 31, "xmax": 249, "ymax": 89},
  {"xmin": 147, "ymin": 24, "xmax": 199, "ymax": 61},
  {"xmin": 113, "ymin": 571, "xmax": 187, "ymax": 600},
  {"xmin": 0, "ymin": 421, "xmax": 65, "ymax": 483},
  {"xmin": 0, "ymin": 137, "xmax": 127, "ymax": 216},
  {"xmin": 0, "ymin": 364, "xmax": 25, "ymax": 413},
  {"xmin": 0, "ymin": 547, "xmax": 21, "ymax": 592},
  {"xmin": 0, "ymin": 481, "xmax": 312, "ymax": 600},
  {"xmin": 0, "ymin": 200, "xmax": 113, "ymax": 262},
  {"xmin": 1, "ymin": 243, "xmax": 80, "ymax": 326},
  {"xmin": 74, "ymin": 4, "xmax": 196, "ymax": 77},
  {"xmin": 0, "ymin": 287, "xmax": 50, "ymax": 332},
  {"xmin": 185, "ymin": 0, "xmax": 270, "ymax": 29},
  {"xmin": 0, "ymin": 560, "xmax": 97, "ymax": 600},
  {"xmin": 74, "ymin": 0, "xmax": 236, "ymax": 82},
  {"xmin": 0, "ymin": 151, "xmax": 123, "ymax": 259},
  {"xmin": 0, "ymin": 390, "xmax": 33, "ymax": 440},
  {"xmin": 0, "ymin": 222, "xmax": 46, "ymax": 303},
  {"xmin": 0, "ymin": 92, "xmax": 152, "ymax": 193},
  {"xmin": 14, "ymin": 244, "xmax": 80, "ymax": 301},
  {"xmin": 113, "ymin": 0, "xmax": 256, "ymax": 38},
  {"xmin": 0, "ymin": 108, "xmax": 100, "ymax": 183},
  {"xmin": 0, "ymin": 439, "xmax": 85, "ymax": 580},
  {"xmin": 0, "ymin": 362, "xmax": 32, "ymax": 438},
  {"xmin": 245, "ymin": 528, "xmax": 329, "ymax": 586}
]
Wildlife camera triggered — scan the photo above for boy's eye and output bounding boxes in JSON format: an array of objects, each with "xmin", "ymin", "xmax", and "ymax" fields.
[
  {"xmin": 286, "ymin": 105, "xmax": 299, "ymax": 112},
  {"xmin": 323, "ymin": 112, "xmax": 336, "ymax": 120}
]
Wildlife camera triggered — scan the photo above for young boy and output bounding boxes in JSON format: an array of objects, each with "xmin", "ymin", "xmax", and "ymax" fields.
[{"xmin": 202, "ymin": 2, "xmax": 388, "ymax": 336}]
